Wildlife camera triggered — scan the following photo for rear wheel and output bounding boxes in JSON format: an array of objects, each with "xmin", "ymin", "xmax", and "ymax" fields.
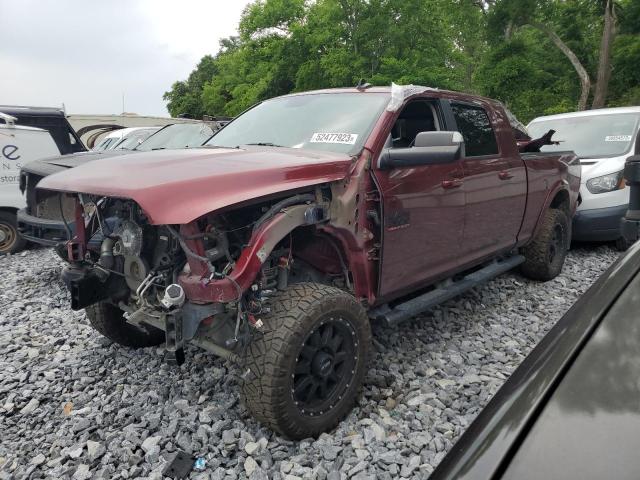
[
  {"xmin": 241, "ymin": 283, "xmax": 371, "ymax": 439},
  {"xmin": 0, "ymin": 211, "xmax": 27, "ymax": 255},
  {"xmin": 86, "ymin": 302, "xmax": 164, "ymax": 348},
  {"xmin": 615, "ymin": 236, "xmax": 634, "ymax": 252},
  {"xmin": 521, "ymin": 208, "xmax": 569, "ymax": 281}
]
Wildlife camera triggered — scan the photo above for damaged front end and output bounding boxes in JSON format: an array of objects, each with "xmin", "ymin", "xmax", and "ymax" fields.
[{"xmin": 62, "ymin": 190, "xmax": 329, "ymax": 364}]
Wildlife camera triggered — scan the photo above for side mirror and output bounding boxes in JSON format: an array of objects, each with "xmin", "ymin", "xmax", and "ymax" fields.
[{"xmin": 378, "ymin": 131, "xmax": 464, "ymax": 170}]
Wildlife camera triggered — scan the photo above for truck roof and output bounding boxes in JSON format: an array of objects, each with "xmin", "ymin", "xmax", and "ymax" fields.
[
  {"xmin": 279, "ymin": 85, "xmax": 491, "ymax": 100},
  {"xmin": 530, "ymin": 106, "xmax": 640, "ymax": 124}
]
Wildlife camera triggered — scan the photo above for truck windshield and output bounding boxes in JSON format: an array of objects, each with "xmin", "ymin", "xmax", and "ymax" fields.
[
  {"xmin": 528, "ymin": 113, "xmax": 640, "ymax": 158},
  {"xmin": 136, "ymin": 123, "xmax": 214, "ymax": 151},
  {"xmin": 206, "ymin": 93, "xmax": 390, "ymax": 155}
]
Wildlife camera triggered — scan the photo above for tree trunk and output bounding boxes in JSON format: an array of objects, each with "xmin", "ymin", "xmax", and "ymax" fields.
[
  {"xmin": 592, "ymin": 0, "xmax": 617, "ymax": 109},
  {"xmin": 530, "ymin": 22, "xmax": 591, "ymax": 110}
]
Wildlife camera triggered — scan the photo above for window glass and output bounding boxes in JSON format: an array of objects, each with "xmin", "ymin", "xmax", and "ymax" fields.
[
  {"xmin": 451, "ymin": 103, "xmax": 499, "ymax": 157},
  {"xmin": 207, "ymin": 93, "xmax": 389, "ymax": 155},
  {"xmin": 391, "ymin": 101, "xmax": 440, "ymax": 148}
]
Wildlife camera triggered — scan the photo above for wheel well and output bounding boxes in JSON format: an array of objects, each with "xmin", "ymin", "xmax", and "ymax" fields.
[{"xmin": 290, "ymin": 228, "xmax": 353, "ymax": 290}]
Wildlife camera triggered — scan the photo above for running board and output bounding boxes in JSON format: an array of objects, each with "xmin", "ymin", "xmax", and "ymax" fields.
[{"xmin": 370, "ymin": 255, "xmax": 525, "ymax": 326}]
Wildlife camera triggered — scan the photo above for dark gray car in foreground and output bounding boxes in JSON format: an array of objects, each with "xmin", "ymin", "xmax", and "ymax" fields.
[{"xmin": 430, "ymin": 239, "xmax": 640, "ymax": 479}]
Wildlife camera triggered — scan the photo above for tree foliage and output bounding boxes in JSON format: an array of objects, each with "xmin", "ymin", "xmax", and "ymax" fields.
[{"xmin": 164, "ymin": 0, "xmax": 640, "ymax": 123}]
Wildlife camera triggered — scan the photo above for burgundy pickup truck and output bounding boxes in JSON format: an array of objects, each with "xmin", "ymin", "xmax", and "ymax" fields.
[{"xmin": 38, "ymin": 85, "xmax": 580, "ymax": 438}]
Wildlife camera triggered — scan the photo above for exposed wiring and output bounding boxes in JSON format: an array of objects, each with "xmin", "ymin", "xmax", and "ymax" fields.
[
  {"xmin": 165, "ymin": 225, "xmax": 215, "ymax": 272},
  {"xmin": 321, "ymin": 234, "xmax": 352, "ymax": 290}
]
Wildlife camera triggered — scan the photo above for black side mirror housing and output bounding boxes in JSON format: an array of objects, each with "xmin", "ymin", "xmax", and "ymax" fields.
[{"xmin": 378, "ymin": 131, "xmax": 464, "ymax": 170}]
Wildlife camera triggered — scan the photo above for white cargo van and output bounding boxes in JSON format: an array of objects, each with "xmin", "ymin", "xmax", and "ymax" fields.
[
  {"xmin": 528, "ymin": 107, "xmax": 640, "ymax": 250},
  {"xmin": 0, "ymin": 112, "xmax": 61, "ymax": 253}
]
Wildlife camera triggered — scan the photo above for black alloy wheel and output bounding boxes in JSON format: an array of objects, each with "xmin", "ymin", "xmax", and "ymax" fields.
[{"xmin": 292, "ymin": 316, "xmax": 358, "ymax": 416}]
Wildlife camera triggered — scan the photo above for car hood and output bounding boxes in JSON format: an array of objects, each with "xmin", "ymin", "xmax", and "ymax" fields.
[
  {"xmin": 38, "ymin": 146, "xmax": 352, "ymax": 224},
  {"xmin": 22, "ymin": 150, "xmax": 129, "ymax": 177},
  {"xmin": 579, "ymin": 153, "xmax": 630, "ymax": 183}
]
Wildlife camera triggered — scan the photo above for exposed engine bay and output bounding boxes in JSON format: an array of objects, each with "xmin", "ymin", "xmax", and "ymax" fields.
[{"xmin": 61, "ymin": 189, "xmax": 356, "ymax": 364}]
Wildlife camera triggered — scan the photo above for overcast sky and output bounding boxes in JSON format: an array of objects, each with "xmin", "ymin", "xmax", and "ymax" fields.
[{"xmin": 0, "ymin": 0, "xmax": 249, "ymax": 117}]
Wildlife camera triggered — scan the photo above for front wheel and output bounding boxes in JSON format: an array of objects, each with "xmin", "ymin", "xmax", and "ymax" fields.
[
  {"xmin": 0, "ymin": 211, "xmax": 27, "ymax": 255},
  {"xmin": 521, "ymin": 208, "xmax": 569, "ymax": 281},
  {"xmin": 241, "ymin": 283, "xmax": 371, "ymax": 439}
]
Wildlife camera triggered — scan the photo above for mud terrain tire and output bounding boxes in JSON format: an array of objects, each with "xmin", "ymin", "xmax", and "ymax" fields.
[
  {"xmin": 241, "ymin": 283, "xmax": 371, "ymax": 439},
  {"xmin": 521, "ymin": 208, "xmax": 569, "ymax": 281},
  {"xmin": 0, "ymin": 211, "xmax": 27, "ymax": 255},
  {"xmin": 86, "ymin": 302, "xmax": 165, "ymax": 348}
]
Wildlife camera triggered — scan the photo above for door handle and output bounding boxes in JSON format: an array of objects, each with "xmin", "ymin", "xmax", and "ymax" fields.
[
  {"xmin": 498, "ymin": 171, "xmax": 514, "ymax": 180},
  {"xmin": 442, "ymin": 179, "xmax": 463, "ymax": 189}
]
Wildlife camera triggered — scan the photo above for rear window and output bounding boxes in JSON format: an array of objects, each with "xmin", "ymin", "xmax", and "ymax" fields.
[{"xmin": 451, "ymin": 103, "xmax": 499, "ymax": 157}]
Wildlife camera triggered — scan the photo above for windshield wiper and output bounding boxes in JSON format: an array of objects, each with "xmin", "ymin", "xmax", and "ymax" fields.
[
  {"xmin": 243, "ymin": 142, "xmax": 283, "ymax": 147},
  {"xmin": 151, "ymin": 147, "xmax": 166, "ymax": 150}
]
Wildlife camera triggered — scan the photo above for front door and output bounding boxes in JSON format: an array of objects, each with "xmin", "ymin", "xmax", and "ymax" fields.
[{"xmin": 374, "ymin": 99, "xmax": 465, "ymax": 299}]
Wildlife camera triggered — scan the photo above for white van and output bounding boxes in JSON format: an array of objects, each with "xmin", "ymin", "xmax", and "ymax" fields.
[
  {"xmin": 0, "ymin": 112, "xmax": 61, "ymax": 253},
  {"xmin": 528, "ymin": 107, "xmax": 640, "ymax": 250}
]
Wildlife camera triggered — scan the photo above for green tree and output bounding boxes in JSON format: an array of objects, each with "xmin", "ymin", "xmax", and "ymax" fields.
[
  {"xmin": 163, "ymin": 55, "xmax": 217, "ymax": 117},
  {"xmin": 164, "ymin": 0, "xmax": 638, "ymax": 122}
]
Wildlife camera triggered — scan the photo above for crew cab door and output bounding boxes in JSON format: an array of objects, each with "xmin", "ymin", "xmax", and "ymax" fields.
[
  {"xmin": 445, "ymin": 100, "xmax": 527, "ymax": 265},
  {"xmin": 373, "ymin": 98, "xmax": 465, "ymax": 299}
]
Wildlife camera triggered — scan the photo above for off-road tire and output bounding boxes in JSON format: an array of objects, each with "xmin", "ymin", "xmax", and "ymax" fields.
[
  {"xmin": 86, "ymin": 302, "xmax": 165, "ymax": 348},
  {"xmin": 0, "ymin": 211, "xmax": 27, "ymax": 255},
  {"xmin": 521, "ymin": 208, "xmax": 569, "ymax": 281},
  {"xmin": 241, "ymin": 283, "xmax": 371, "ymax": 439}
]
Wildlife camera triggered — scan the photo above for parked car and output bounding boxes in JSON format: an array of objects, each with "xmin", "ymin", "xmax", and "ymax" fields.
[
  {"xmin": 18, "ymin": 121, "xmax": 218, "ymax": 247},
  {"xmin": 430, "ymin": 237, "xmax": 640, "ymax": 480},
  {"xmin": 528, "ymin": 107, "xmax": 640, "ymax": 250},
  {"xmin": 36, "ymin": 85, "xmax": 580, "ymax": 438},
  {"xmin": 0, "ymin": 106, "xmax": 85, "ymax": 254},
  {"xmin": 93, "ymin": 127, "xmax": 161, "ymax": 151}
]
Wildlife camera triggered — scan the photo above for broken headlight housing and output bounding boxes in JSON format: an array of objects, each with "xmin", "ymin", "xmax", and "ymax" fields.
[{"xmin": 586, "ymin": 170, "xmax": 625, "ymax": 194}]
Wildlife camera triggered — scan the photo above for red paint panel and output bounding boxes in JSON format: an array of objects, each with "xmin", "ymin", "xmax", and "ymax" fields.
[{"xmin": 38, "ymin": 147, "xmax": 351, "ymax": 225}]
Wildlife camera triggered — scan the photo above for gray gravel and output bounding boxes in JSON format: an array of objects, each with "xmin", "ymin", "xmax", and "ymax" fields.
[{"xmin": 0, "ymin": 245, "xmax": 619, "ymax": 479}]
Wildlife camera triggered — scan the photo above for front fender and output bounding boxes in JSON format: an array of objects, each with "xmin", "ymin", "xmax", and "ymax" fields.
[{"xmin": 178, "ymin": 203, "xmax": 317, "ymax": 303}]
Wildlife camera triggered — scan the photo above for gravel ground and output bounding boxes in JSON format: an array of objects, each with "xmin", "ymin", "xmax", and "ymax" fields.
[{"xmin": 0, "ymin": 245, "xmax": 619, "ymax": 480}]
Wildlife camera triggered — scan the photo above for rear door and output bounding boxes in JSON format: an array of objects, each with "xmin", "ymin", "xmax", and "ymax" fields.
[{"xmin": 446, "ymin": 100, "xmax": 526, "ymax": 265}]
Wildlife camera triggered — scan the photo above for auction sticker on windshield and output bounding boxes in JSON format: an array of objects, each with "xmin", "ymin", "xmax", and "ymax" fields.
[
  {"xmin": 605, "ymin": 135, "xmax": 633, "ymax": 142},
  {"xmin": 310, "ymin": 133, "xmax": 358, "ymax": 145}
]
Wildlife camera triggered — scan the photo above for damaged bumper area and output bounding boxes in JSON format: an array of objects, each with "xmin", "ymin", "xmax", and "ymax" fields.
[{"xmin": 60, "ymin": 192, "xmax": 327, "ymax": 364}]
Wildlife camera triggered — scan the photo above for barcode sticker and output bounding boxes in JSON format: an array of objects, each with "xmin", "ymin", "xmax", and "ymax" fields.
[
  {"xmin": 605, "ymin": 135, "xmax": 632, "ymax": 142},
  {"xmin": 310, "ymin": 133, "xmax": 358, "ymax": 145}
]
